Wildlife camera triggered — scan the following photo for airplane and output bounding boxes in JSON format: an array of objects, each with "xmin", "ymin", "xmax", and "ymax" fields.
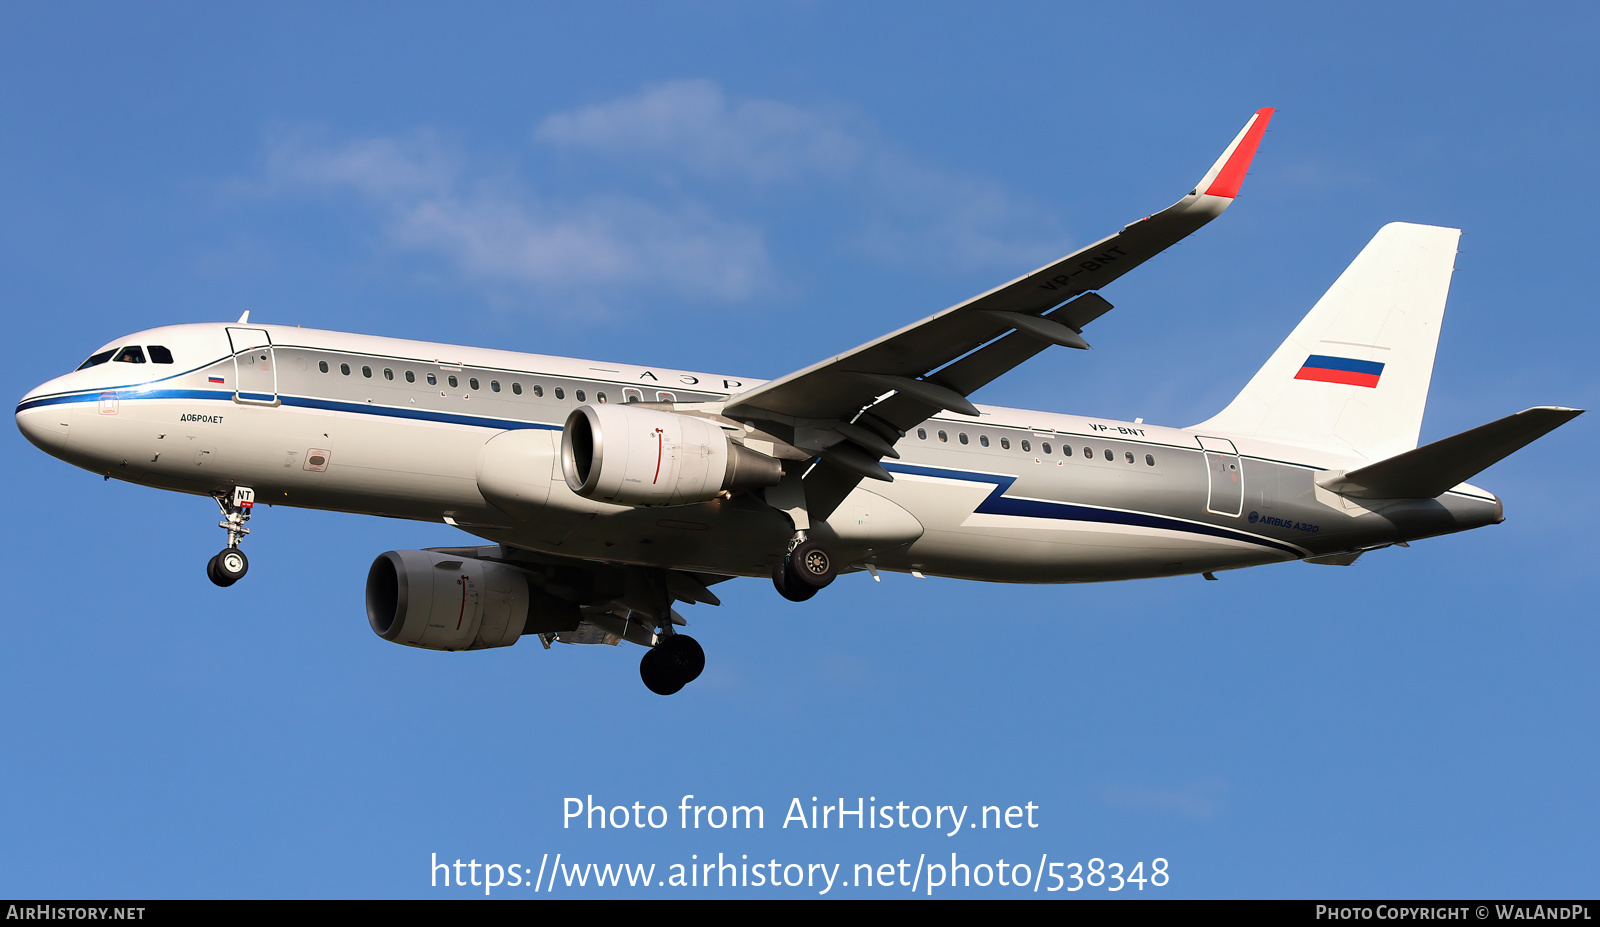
[{"xmin": 15, "ymin": 108, "xmax": 1582, "ymax": 696}]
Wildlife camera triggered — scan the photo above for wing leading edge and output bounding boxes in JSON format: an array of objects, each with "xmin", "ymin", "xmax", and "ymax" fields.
[{"xmin": 722, "ymin": 108, "xmax": 1274, "ymax": 518}]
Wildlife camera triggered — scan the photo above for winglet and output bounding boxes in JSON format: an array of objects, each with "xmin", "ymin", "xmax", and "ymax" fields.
[{"xmin": 1195, "ymin": 107, "xmax": 1274, "ymax": 199}]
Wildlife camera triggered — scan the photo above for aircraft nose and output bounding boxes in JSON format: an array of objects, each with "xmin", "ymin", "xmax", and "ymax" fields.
[{"xmin": 16, "ymin": 392, "xmax": 71, "ymax": 453}]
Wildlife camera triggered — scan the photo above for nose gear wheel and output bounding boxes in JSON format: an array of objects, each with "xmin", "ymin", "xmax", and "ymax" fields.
[
  {"xmin": 207, "ymin": 548, "xmax": 249, "ymax": 587},
  {"xmin": 206, "ymin": 487, "xmax": 256, "ymax": 587}
]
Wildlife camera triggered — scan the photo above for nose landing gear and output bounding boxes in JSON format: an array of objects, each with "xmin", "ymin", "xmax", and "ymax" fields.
[{"xmin": 206, "ymin": 487, "xmax": 255, "ymax": 588}]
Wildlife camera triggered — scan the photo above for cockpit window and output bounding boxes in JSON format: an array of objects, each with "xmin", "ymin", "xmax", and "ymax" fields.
[
  {"xmin": 113, "ymin": 346, "xmax": 146, "ymax": 364},
  {"xmin": 148, "ymin": 346, "xmax": 174, "ymax": 364},
  {"xmin": 76, "ymin": 349, "xmax": 115, "ymax": 371}
]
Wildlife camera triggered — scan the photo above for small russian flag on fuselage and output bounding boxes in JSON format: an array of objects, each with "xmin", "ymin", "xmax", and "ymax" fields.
[
  {"xmin": 1294, "ymin": 354, "xmax": 1384, "ymax": 388},
  {"xmin": 208, "ymin": 376, "xmax": 225, "ymax": 384}
]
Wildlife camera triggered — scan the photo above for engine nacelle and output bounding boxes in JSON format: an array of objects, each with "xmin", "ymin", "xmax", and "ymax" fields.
[
  {"xmin": 366, "ymin": 549, "xmax": 576, "ymax": 651},
  {"xmin": 560, "ymin": 403, "xmax": 782, "ymax": 506}
]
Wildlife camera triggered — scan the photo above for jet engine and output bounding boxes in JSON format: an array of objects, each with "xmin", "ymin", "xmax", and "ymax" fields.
[
  {"xmin": 560, "ymin": 404, "xmax": 782, "ymax": 506},
  {"xmin": 365, "ymin": 549, "xmax": 577, "ymax": 651}
]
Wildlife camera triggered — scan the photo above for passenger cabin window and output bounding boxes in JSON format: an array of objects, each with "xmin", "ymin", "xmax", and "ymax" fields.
[
  {"xmin": 76, "ymin": 349, "xmax": 116, "ymax": 370},
  {"xmin": 1021, "ymin": 440, "xmax": 1031, "ymax": 452},
  {"xmin": 469, "ymin": 378, "xmax": 480, "ymax": 390},
  {"xmin": 1104, "ymin": 448, "xmax": 1114, "ymax": 461},
  {"xmin": 448, "ymin": 375, "xmax": 458, "ymax": 388},
  {"xmin": 362, "ymin": 366, "xmax": 372, "ymax": 378},
  {"xmin": 938, "ymin": 430, "xmax": 948, "ymax": 442},
  {"xmin": 1082, "ymin": 446, "xmax": 1092, "ymax": 459},
  {"xmin": 490, "ymin": 380, "xmax": 501, "ymax": 392},
  {"xmin": 383, "ymin": 368, "xmax": 394, "ymax": 380},
  {"xmin": 1042, "ymin": 442, "xmax": 1051, "ymax": 454},
  {"xmin": 114, "ymin": 346, "xmax": 146, "ymax": 364},
  {"xmin": 512, "ymin": 383, "xmax": 522, "ymax": 395},
  {"xmin": 533, "ymin": 385, "xmax": 544, "ymax": 397},
  {"xmin": 958, "ymin": 433, "xmax": 968, "ymax": 445},
  {"xmin": 1000, "ymin": 437, "xmax": 1010, "ymax": 449},
  {"xmin": 596, "ymin": 392, "xmax": 607, "ymax": 403},
  {"xmin": 318, "ymin": 361, "xmax": 329, "ymax": 373},
  {"xmin": 341, "ymin": 363, "xmax": 351, "ymax": 376},
  {"xmin": 576, "ymin": 389, "xmax": 586, "ymax": 402},
  {"xmin": 148, "ymin": 346, "xmax": 174, "ymax": 364},
  {"xmin": 1126, "ymin": 451, "xmax": 1135, "ymax": 464},
  {"xmin": 1146, "ymin": 454, "xmax": 1155, "ymax": 466},
  {"xmin": 405, "ymin": 371, "xmax": 415, "ymax": 383},
  {"xmin": 979, "ymin": 435, "xmax": 990, "ymax": 447},
  {"xmin": 917, "ymin": 428, "xmax": 927, "ymax": 440},
  {"xmin": 427, "ymin": 373, "xmax": 437, "ymax": 385},
  {"xmin": 554, "ymin": 387, "xmax": 564, "ymax": 400}
]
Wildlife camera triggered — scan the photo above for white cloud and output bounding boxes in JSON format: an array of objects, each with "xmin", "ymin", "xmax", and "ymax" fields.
[
  {"xmin": 853, "ymin": 159, "xmax": 1067, "ymax": 270},
  {"xmin": 535, "ymin": 79, "xmax": 863, "ymax": 182},
  {"xmin": 267, "ymin": 133, "xmax": 456, "ymax": 200},
  {"xmin": 535, "ymin": 80, "xmax": 1070, "ymax": 271},
  {"xmin": 265, "ymin": 130, "xmax": 771, "ymax": 304},
  {"xmin": 257, "ymin": 83, "xmax": 1067, "ymax": 307}
]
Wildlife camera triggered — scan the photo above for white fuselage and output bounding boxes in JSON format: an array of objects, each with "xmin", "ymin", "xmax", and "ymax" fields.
[{"xmin": 16, "ymin": 322, "xmax": 1502, "ymax": 584}]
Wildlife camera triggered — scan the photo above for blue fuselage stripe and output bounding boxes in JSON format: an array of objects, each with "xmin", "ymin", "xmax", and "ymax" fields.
[
  {"xmin": 22, "ymin": 388, "xmax": 1297, "ymax": 555},
  {"xmin": 885, "ymin": 462, "xmax": 1304, "ymax": 556},
  {"xmin": 18, "ymin": 388, "xmax": 561, "ymax": 432}
]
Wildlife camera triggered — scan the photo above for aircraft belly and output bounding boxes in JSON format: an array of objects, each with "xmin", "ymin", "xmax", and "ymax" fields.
[
  {"xmin": 872, "ymin": 451, "xmax": 1299, "ymax": 582},
  {"xmin": 808, "ymin": 487, "xmax": 924, "ymax": 556},
  {"xmin": 493, "ymin": 497, "xmax": 795, "ymax": 577},
  {"xmin": 882, "ymin": 522, "xmax": 1291, "ymax": 582},
  {"xmin": 75, "ymin": 396, "xmax": 502, "ymax": 521}
]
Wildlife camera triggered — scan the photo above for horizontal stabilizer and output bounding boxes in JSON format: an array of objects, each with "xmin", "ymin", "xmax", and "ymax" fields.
[{"xmin": 1318, "ymin": 406, "xmax": 1583, "ymax": 499}]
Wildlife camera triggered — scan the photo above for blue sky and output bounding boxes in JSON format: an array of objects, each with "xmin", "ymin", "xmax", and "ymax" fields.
[{"xmin": 2, "ymin": 2, "xmax": 1595, "ymax": 899}]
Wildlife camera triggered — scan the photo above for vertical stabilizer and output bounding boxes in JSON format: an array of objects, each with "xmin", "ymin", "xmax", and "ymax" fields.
[{"xmin": 1193, "ymin": 222, "xmax": 1460, "ymax": 461}]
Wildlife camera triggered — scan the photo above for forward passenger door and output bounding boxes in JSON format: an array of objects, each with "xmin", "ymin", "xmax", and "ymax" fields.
[{"xmin": 226, "ymin": 327, "xmax": 277, "ymax": 405}]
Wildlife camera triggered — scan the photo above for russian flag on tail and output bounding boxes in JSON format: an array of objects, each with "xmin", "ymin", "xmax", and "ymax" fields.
[{"xmin": 1295, "ymin": 354, "xmax": 1384, "ymax": 388}]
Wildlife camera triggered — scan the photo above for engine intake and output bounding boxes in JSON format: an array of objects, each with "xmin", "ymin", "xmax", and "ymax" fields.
[
  {"xmin": 560, "ymin": 404, "xmax": 781, "ymax": 506},
  {"xmin": 365, "ymin": 549, "xmax": 578, "ymax": 651}
]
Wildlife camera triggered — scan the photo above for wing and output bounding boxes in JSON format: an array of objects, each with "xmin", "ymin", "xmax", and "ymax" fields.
[
  {"xmin": 433, "ymin": 544, "xmax": 735, "ymax": 644},
  {"xmin": 722, "ymin": 108, "xmax": 1275, "ymax": 517}
]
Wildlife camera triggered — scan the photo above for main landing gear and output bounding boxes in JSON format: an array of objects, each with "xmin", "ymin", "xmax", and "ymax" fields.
[
  {"xmin": 206, "ymin": 487, "xmax": 255, "ymax": 588},
  {"xmin": 771, "ymin": 536, "xmax": 837, "ymax": 602},
  {"xmin": 639, "ymin": 632, "xmax": 705, "ymax": 696}
]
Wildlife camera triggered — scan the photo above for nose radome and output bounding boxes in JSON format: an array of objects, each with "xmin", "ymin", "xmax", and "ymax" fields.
[{"xmin": 16, "ymin": 399, "xmax": 71, "ymax": 453}]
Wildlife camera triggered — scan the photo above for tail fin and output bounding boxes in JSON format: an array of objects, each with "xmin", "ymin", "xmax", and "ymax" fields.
[{"xmin": 1193, "ymin": 222, "xmax": 1461, "ymax": 461}]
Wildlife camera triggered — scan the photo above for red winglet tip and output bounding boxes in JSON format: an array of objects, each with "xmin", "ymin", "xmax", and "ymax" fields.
[{"xmin": 1204, "ymin": 107, "xmax": 1274, "ymax": 199}]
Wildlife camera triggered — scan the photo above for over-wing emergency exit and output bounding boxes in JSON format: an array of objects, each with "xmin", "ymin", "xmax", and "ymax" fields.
[{"xmin": 16, "ymin": 109, "xmax": 1581, "ymax": 694}]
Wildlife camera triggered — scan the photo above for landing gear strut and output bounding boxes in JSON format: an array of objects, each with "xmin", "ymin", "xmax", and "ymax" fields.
[
  {"xmin": 772, "ymin": 536, "xmax": 836, "ymax": 602},
  {"xmin": 639, "ymin": 632, "xmax": 704, "ymax": 696},
  {"xmin": 207, "ymin": 487, "xmax": 255, "ymax": 588}
]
